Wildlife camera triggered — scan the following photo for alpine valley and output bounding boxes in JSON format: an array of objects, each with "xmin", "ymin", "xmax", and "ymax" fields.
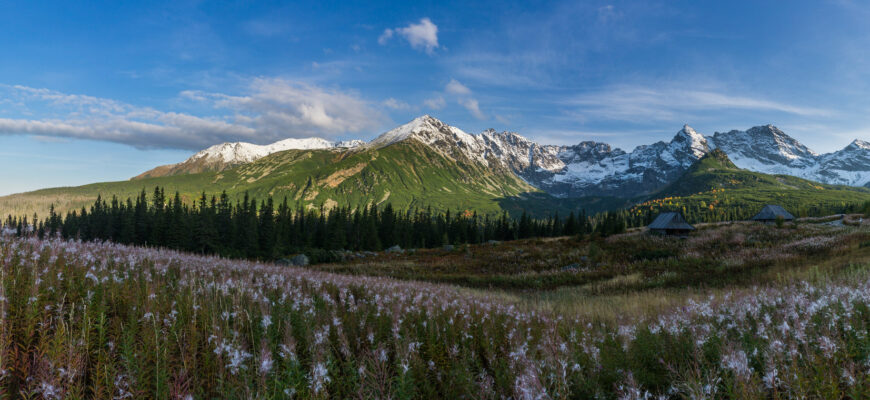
[{"xmin": 2, "ymin": 115, "xmax": 869, "ymax": 217}]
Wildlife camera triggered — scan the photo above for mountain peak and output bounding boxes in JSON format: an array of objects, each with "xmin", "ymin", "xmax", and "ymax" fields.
[
  {"xmin": 744, "ymin": 124, "xmax": 801, "ymax": 144},
  {"xmin": 670, "ymin": 124, "xmax": 708, "ymax": 159},
  {"xmin": 748, "ymin": 124, "xmax": 784, "ymax": 135},
  {"xmin": 747, "ymin": 124, "xmax": 818, "ymax": 157},
  {"xmin": 677, "ymin": 124, "xmax": 703, "ymax": 139},
  {"xmin": 712, "ymin": 124, "xmax": 818, "ymax": 165},
  {"xmin": 368, "ymin": 115, "xmax": 451, "ymax": 148},
  {"xmin": 849, "ymin": 139, "xmax": 870, "ymax": 150}
]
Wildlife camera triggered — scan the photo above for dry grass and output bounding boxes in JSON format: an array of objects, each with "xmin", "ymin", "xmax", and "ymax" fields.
[{"xmin": 316, "ymin": 217, "xmax": 870, "ymax": 292}]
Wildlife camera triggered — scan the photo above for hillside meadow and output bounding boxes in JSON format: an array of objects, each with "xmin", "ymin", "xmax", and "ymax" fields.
[
  {"xmin": 0, "ymin": 217, "xmax": 868, "ymax": 398},
  {"xmin": 314, "ymin": 216, "xmax": 870, "ymax": 293}
]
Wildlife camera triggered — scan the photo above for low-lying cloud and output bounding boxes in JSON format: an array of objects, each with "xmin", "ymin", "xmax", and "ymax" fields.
[{"xmin": 0, "ymin": 80, "xmax": 385, "ymax": 150}]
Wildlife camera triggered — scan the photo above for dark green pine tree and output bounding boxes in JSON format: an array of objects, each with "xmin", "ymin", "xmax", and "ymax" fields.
[
  {"xmin": 379, "ymin": 203, "xmax": 396, "ymax": 247},
  {"xmin": 258, "ymin": 198, "xmax": 277, "ymax": 259},
  {"xmin": 361, "ymin": 205, "xmax": 381, "ymax": 251}
]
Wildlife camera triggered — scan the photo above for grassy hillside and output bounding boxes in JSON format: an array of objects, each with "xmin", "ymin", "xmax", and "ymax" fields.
[
  {"xmin": 4, "ymin": 146, "xmax": 868, "ymax": 221},
  {"xmin": 0, "ymin": 141, "xmax": 608, "ymax": 218},
  {"xmin": 632, "ymin": 150, "xmax": 870, "ymax": 220}
]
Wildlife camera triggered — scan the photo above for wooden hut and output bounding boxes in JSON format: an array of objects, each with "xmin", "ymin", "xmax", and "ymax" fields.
[
  {"xmin": 751, "ymin": 205, "xmax": 795, "ymax": 223},
  {"xmin": 648, "ymin": 212, "xmax": 695, "ymax": 236}
]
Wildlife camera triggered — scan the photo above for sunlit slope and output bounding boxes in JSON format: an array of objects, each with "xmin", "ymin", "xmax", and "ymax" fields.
[
  {"xmin": 635, "ymin": 149, "xmax": 870, "ymax": 218},
  {"xmin": 0, "ymin": 141, "xmax": 550, "ymax": 217}
]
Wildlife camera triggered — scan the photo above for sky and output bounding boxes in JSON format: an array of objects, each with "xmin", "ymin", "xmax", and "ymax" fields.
[{"xmin": 1, "ymin": 0, "xmax": 869, "ymax": 195}]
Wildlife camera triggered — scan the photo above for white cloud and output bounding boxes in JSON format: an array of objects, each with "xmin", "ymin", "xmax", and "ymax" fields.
[
  {"xmin": 423, "ymin": 96, "xmax": 446, "ymax": 110},
  {"xmin": 377, "ymin": 28, "xmax": 394, "ymax": 45},
  {"xmin": 190, "ymin": 78, "xmax": 385, "ymax": 138},
  {"xmin": 459, "ymin": 98, "xmax": 485, "ymax": 120},
  {"xmin": 0, "ymin": 80, "xmax": 385, "ymax": 150},
  {"xmin": 445, "ymin": 79, "xmax": 472, "ymax": 95},
  {"xmin": 569, "ymin": 84, "xmax": 832, "ymax": 122},
  {"xmin": 442, "ymin": 79, "xmax": 485, "ymax": 119},
  {"xmin": 382, "ymin": 97, "xmax": 411, "ymax": 110},
  {"xmin": 379, "ymin": 18, "xmax": 439, "ymax": 54}
]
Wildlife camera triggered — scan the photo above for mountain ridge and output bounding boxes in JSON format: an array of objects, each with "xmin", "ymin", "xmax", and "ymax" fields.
[
  {"xmin": 135, "ymin": 115, "xmax": 869, "ymax": 197},
  {"xmin": 2, "ymin": 126, "xmax": 868, "ymax": 219},
  {"xmin": 134, "ymin": 138, "xmax": 365, "ymax": 179}
]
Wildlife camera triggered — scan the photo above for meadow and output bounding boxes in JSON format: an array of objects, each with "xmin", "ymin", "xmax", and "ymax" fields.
[
  {"xmin": 316, "ymin": 216, "xmax": 870, "ymax": 292},
  {"xmin": 0, "ymin": 217, "xmax": 869, "ymax": 398}
]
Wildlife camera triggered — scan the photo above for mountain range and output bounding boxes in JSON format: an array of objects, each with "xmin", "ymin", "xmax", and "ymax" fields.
[
  {"xmin": 138, "ymin": 115, "xmax": 870, "ymax": 198},
  {"xmin": 1, "ymin": 115, "xmax": 868, "ymax": 218}
]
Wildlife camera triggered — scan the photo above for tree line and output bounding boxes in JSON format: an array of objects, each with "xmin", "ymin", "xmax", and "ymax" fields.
[
  {"xmin": 2, "ymin": 187, "xmax": 603, "ymax": 261},
  {"xmin": 5, "ymin": 187, "xmax": 866, "ymax": 262}
]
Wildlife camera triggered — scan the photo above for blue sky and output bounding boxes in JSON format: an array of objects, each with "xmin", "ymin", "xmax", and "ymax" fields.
[{"xmin": 1, "ymin": 0, "xmax": 869, "ymax": 195}]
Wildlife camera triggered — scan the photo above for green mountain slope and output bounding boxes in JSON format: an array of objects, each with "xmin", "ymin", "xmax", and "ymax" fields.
[
  {"xmin": 0, "ymin": 140, "xmax": 609, "ymax": 218},
  {"xmin": 3, "ymin": 145, "xmax": 867, "ymax": 221},
  {"xmin": 632, "ymin": 149, "xmax": 870, "ymax": 219}
]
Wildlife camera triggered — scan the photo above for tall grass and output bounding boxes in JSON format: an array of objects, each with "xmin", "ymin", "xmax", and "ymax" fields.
[{"xmin": 1, "ymin": 232, "xmax": 868, "ymax": 398}]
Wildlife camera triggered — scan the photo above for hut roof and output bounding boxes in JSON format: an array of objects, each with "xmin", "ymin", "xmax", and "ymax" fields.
[
  {"xmin": 752, "ymin": 205, "xmax": 795, "ymax": 221},
  {"xmin": 648, "ymin": 212, "xmax": 695, "ymax": 231}
]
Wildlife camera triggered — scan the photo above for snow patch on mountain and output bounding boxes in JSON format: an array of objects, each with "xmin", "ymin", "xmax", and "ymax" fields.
[{"xmin": 188, "ymin": 137, "xmax": 362, "ymax": 165}]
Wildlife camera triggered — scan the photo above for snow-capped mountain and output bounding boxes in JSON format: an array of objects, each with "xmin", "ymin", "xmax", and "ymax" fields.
[
  {"xmin": 190, "ymin": 137, "xmax": 361, "ymax": 164},
  {"xmin": 540, "ymin": 125, "xmax": 714, "ymax": 197},
  {"xmin": 136, "ymin": 115, "xmax": 869, "ymax": 195},
  {"xmin": 133, "ymin": 137, "xmax": 362, "ymax": 179},
  {"xmin": 708, "ymin": 126, "xmax": 870, "ymax": 188},
  {"xmin": 708, "ymin": 125, "xmax": 817, "ymax": 174},
  {"xmin": 367, "ymin": 116, "xmax": 869, "ymax": 197},
  {"xmin": 367, "ymin": 115, "xmax": 565, "ymax": 175},
  {"xmin": 817, "ymin": 140, "xmax": 870, "ymax": 188},
  {"xmin": 365, "ymin": 117, "xmax": 715, "ymax": 197}
]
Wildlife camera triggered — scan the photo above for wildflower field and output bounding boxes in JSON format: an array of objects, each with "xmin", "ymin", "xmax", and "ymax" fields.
[{"xmin": 1, "ymin": 219, "xmax": 869, "ymax": 398}]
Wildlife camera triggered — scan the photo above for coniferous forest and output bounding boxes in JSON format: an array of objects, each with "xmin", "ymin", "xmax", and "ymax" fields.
[
  {"xmin": 4, "ymin": 187, "xmax": 600, "ymax": 261},
  {"xmin": 4, "ymin": 186, "xmax": 868, "ymax": 262}
]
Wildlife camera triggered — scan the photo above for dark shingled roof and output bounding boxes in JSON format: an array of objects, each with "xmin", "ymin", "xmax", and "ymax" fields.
[
  {"xmin": 648, "ymin": 212, "xmax": 695, "ymax": 231},
  {"xmin": 752, "ymin": 205, "xmax": 795, "ymax": 221}
]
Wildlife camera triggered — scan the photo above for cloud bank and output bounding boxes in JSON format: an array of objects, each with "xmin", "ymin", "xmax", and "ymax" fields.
[{"xmin": 0, "ymin": 80, "xmax": 385, "ymax": 150}]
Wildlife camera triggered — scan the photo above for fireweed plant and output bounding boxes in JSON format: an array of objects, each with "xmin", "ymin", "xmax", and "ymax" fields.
[{"xmin": 0, "ymin": 232, "xmax": 867, "ymax": 399}]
